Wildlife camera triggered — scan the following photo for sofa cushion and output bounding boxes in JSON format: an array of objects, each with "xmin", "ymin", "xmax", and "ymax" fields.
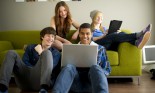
[
  {"xmin": 106, "ymin": 51, "xmax": 119, "ymax": 66},
  {"xmin": 0, "ymin": 41, "xmax": 13, "ymax": 52},
  {"xmin": 0, "ymin": 31, "xmax": 40, "ymax": 49},
  {"xmin": 66, "ymin": 30, "xmax": 79, "ymax": 44}
]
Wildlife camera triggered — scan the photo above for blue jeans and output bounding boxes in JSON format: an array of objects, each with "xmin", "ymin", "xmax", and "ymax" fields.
[
  {"xmin": 52, "ymin": 64, "xmax": 109, "ymax": 93},
  {"xmin": 95, "ymin": 32, "xmax": 136, "ymax": 50}
]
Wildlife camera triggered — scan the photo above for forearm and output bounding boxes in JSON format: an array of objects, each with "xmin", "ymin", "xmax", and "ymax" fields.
[
  {"xmin": 93, "ymin": 35, "xmax": 106, "ymax": 41},
  {"xmin": 56, "ymin": 35, "xmax": 71, "ymax": 43},
  {"xmin": 71, "ymin": 30, "xmax": 79, "ymax": 40},
  {"xmin": 63, "ymin": 38, "xmax": 71, "ymax": 44}
]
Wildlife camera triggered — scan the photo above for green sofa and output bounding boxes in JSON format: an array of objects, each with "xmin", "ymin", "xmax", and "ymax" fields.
[{"xmin": 0, "ymin": 30, "xmax": 142, "ymax": 84}]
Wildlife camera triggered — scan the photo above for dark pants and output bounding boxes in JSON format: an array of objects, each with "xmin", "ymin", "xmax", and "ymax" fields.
[{"xmin": 95, "ymin": 32, "xmax": 137, "ymax": 51}]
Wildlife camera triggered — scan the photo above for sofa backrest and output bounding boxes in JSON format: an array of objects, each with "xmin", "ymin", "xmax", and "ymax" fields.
[
  {"xmin": 0, "ymin": 30, "xmax": 78, "ymax": 49},
  {"xmin": 0, "ymin": 31, "xmax": 40, "ymax": 49}
]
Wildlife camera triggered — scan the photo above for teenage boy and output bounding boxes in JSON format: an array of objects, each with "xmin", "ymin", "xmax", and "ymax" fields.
[
  {"xmin": 52, "ymin": 23, "xmax": 111, "ymax": 93},
  {"xmin": 0, "ymin": 27, "xmax": 61, "ymax": 93}
]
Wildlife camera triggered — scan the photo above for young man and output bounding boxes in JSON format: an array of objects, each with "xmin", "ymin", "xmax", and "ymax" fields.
[
  {"xmin": 0, "ymin": 27, "xmax": 61, "ymax": 93},
  {"xmin": 52, "ymin": 23, "xmax": 111, "ymax": 93}
]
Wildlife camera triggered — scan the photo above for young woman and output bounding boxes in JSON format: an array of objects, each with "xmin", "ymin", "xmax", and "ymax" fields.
[
  {"xmin": 72, "ymin": 10, "xmax": 152, "ymax": 51},
  {"xmin": 50, "ymin": 1, "xmax": 80, "ymax": 50}
]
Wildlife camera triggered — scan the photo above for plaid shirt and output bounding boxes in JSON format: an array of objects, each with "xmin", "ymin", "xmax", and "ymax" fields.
[
  {"xmin": 97, "ymin": 44, "xmax": 111, "ymax": 75},
  {"xmin": 79, "ymin": 41, "xmax": 111, "ymax": 75}
]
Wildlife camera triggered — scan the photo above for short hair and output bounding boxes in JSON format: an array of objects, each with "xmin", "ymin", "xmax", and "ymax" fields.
[
  {"xmin": 40, "ymin": 27, "xmax": 56, "ymax": 41},
  {"xmin": 79, "ymin": 23, "xmax": 91, "ymax": 33}
]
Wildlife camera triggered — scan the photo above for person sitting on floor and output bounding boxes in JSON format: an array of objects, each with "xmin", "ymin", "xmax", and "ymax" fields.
[
  {"xmin": 0, "ymin": 27, "xmax": 61, "ymax": 93},
  {"xmin": 52, "ymin": 23, "xmax": 111, "ymax": 93}
]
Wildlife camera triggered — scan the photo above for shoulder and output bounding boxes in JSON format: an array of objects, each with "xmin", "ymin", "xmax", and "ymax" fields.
[
  {"xmin": 98, "ymin": 44, "xmax": 106, "ymax": 51},
  {"xmin": 71, "ymin": 18, "xmax": 76, "ymax": 23},
  {"xmin": 71, "ymin": 18, "xmax": 80, "ymax": 28},
  {"xmin": 90, "ymin": 41, "xmax": 106, "ymax": 49},
  {"xmin": 71, "ymin": 18, "xmax": 76, "ymax": 24},
  {"xmin": 51, "ymin": 16, "xmax": 55, "ymax": 20},
  {"xmin": 24, "ymin": 44, "xmax": 37, "ymax": 54},
  {"xmin": 98, "ymin": 44, "xmax": 103, "ymax": 48},
  {"xmin": 26, "ymin": 44, "xmax": 37, "ymax": 49},
  {"xmin": 90, "ymin": 41, "xmax": 98, "ymax": 45},
  {"xmin": 50, "ymin": 16, "xmax": 55, "ymax": 22},
  {"xmin": 25, "ymin": 44, "xmax": 37, "ymax": 51}
]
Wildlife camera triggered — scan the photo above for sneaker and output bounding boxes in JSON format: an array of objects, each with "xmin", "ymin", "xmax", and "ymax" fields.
[
  {"xmin": 39, "ymin": 89, "xmax": 48, "ymax": 93},
  {"xmin": 142, "ymin": 24, "xmax": 152, "ymax": 34},
  {"xmin": 135, "ymin": 31, "xmax": 151, "ymax": 49},
  {"xmin": 135, "ymin": 24, "xmax": 152, "ymax": 49},
  {"xmin": 0, "ymin": 90, "xmax": 8, "ymax": 93}
]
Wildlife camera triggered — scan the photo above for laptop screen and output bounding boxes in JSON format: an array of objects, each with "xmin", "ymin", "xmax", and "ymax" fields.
[{"xmin": 108, "ymin": 20, "xmax": 122, "ymax": 35}]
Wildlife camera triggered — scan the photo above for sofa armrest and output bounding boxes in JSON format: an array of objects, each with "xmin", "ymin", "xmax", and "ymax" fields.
[
  {"xmin": 121, "ymin": 29, "xmax": 132, "ymax": 34},
  {"xmin": 117, "ymin": 42, "xmax": 142, "ymax": 76},
  {"xmin": 0, "ymin": 41, "xmax": 14, "ymax": 52}
]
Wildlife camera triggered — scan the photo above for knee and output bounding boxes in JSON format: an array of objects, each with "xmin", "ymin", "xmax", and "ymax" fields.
[
  {"xmin": 64, "ymin": 64, "xmax": 76, "ymax": 71},
  {"xmin": 90, "ymin": 65, "xmax": 101, "ymax": 70},
  {"xmin": 89, "ymin": 65, "xmax": 107, "ymax": 81},
  {"xmin": 41, "ymin": 50, "xmax": 52, "ymax": 56},
  {"xmin": 6, "ymin": 50, "xmax": 17, "ymax": 56},
  {"xmin": 63, "ymin": 64, "xmax": 77, "ymax": 74},
  {"xmin": 89, "ymin": 65, "xmax": 103, "ymax": 75}
]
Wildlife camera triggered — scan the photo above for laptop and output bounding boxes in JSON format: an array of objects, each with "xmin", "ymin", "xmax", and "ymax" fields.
[
  {"xmin": 61, "ymin": 44, "xmax": 98, "ymax": 67},
  {"xmin": 107, "ymin": 20, "xmax": 122, "ymax": 35}
]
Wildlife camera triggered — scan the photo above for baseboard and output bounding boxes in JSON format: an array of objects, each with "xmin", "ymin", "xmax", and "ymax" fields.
[{"xmin": 142, "ymin": 64, "xmax": 155, "ymax": 73}]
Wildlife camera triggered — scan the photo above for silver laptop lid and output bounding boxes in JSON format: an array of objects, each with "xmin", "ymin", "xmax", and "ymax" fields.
[{"xmin": 61, "ymin": 44, "xmax": 98, "ymax": 67}]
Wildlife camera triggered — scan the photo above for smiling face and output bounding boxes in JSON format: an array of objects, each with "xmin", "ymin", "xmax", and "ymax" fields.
[
  {"xmin": 59, "ymin": 6, "xmax": 67, "ymax": 19},
  {"xmin": 79, "ymin": 28, "xmax": 92, "ymax": 45},
  {"xmin": 41, "ymin": 34, "xmax": 55, "ymax": 47},
  {"xmin": 93, "ymin": 12, "xmax": 103, "ymax": 25}
]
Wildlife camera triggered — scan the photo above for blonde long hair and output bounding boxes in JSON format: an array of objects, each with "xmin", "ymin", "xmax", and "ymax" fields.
[
  {"xmin": 91, "ymin": 11, "xmax": 104, "ymax": 33},
  {"xmin": 54, "ymin": 1, "xmax": 72, "ymax": 38}
]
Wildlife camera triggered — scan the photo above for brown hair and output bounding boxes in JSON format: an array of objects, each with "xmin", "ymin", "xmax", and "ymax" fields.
[
  {"xmin": 40, "ymin": 27, "xmax": 56, "ymax": 41},
  {"xmin": 54, "ymin": 1, "xmax": 72, "ymax": 38}
]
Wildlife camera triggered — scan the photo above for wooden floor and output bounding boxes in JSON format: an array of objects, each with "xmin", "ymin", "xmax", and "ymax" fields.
[
  {"xmin": 108, "ymin": 71, "xmax": 155, "ymax": 93},
  {"xmin": 8, "ymin": 70, "xmax": 155, "ymax": 93}
]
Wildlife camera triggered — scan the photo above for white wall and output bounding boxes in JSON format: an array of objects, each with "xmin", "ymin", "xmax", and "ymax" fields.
[{"xmin": 0, "ymin": 0, "xmax": 155, "ymax": 44}]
